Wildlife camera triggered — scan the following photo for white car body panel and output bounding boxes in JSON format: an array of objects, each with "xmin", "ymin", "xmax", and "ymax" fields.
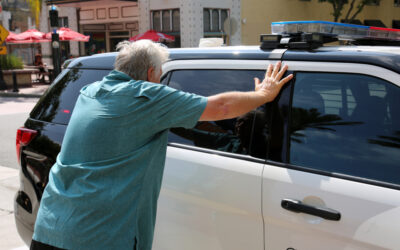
[
  {"xmin": 262, "ymin": 164, "xmax": 400, "ymax": 250},
  {"xmin": 153, "ymin": 146, "xmax": 265, "ymax": 250}
]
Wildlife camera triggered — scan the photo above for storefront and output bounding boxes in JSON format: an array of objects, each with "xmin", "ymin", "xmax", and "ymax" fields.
[{"xmin": 48, "ymin": 0, "xmax": 139, "ymax": 55}]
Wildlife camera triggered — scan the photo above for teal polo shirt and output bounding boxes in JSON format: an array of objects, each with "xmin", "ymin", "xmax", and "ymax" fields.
[{"xmin": 33, "ymin": 70, "xmax": 208, "ymax": 250}]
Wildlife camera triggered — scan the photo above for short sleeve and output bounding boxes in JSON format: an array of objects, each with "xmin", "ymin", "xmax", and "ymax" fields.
[{"xmin": 145, "ymin": 84, "xmax": 208, "ymax": 130}]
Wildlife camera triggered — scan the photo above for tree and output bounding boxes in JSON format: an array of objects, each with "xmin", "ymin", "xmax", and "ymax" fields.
[{"xmin": 318, "ymin": 0, "xmax": 379, "ymax": 23}]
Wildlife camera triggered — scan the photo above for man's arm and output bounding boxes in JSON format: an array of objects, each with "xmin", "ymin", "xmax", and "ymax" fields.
[{"xmin": 200, "ymin": 62, "xmax": 293, "ymax": 121}]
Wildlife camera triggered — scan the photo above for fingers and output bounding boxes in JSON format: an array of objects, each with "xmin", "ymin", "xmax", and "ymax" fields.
[
  {"xmin": 271, "ymin": 61, "xmax": 282, "ymax": 78},
  {"xmin": 276, "ymin": 64, "xmax": 288, "ymax": 81},
  {"xmin": 279, "ymin": 74, "xmax": 294, "ymax": 85},
  {"xmin": 265, "ymin": 64, "xmax": 273, "ymax": 78},
  {"xmin": 254, "ymin": 77, "xmax": 260, "ymax": 88}
]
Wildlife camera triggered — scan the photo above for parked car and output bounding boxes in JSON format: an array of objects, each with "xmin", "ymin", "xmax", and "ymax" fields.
[{"xmin": 15, "ymin": 25, "xmax": 400, "ymax": 249}]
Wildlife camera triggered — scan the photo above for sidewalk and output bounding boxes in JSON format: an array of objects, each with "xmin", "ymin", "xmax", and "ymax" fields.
[
  {"xmin": 0, "ymin": 166, "xmax": 28, "ymax": 250},
  {"xmin": 0, "ymin": 84, "xmax": 49, "ymax": 98}
]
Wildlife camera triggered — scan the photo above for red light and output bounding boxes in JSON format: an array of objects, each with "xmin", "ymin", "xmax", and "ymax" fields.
[
  {"xmin": 16, "ymin": 128, "xmax": 37, "ymax": 164},
  {"xmin": 369, "ymin": 26, "xmax": 400, "ymax": 32},
  {"xmin": 63, "ymin": 109, "xmax": 71, "ymax": 114}
]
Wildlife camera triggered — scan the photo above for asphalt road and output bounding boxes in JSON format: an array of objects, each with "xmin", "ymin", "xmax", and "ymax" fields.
[{"xmin": 0, "ymin": 97, "xmax": 38, "ymax": 170}]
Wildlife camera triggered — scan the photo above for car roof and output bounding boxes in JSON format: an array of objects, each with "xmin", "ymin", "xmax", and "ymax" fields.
[{"xmin": 67, "ymin": 45, "xmax": 400, "ymax": 74}]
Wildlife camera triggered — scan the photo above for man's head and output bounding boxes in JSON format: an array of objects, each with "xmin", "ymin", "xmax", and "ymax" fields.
[{"xmin": 115, "ymin": 40, "xmax": 169, "ymax": 83}]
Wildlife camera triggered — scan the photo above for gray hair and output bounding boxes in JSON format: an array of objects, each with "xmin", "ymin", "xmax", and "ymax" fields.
[{"xmin": 114, "ymin": 40, "xmax": 169, "ymax": 81}]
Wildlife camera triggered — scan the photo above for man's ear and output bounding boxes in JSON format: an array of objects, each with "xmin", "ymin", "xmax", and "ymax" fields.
[{"xmin": 147, "ymin": 67, "xmax": 154, "ymax": 82}]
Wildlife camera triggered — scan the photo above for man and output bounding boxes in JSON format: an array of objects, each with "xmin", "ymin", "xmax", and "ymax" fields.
[{"xmin": 31, "ymin": 40, "xmax": 293, "ymax": 250}]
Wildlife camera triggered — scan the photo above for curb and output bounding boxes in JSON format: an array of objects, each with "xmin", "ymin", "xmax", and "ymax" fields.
[{"xmin": 0, "ymin": 92, "xmax": 42, "ymax": 98}]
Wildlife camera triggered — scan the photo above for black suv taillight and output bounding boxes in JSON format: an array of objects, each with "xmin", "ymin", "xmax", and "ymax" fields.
[{"xmin": 16, "ymin": 127, "xmax": 37, "ymax": 164}]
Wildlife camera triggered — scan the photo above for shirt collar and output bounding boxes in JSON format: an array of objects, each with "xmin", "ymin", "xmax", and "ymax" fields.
[{"xmin": 106, "ymin": 70, "xmax": 134, "ymax": 82}]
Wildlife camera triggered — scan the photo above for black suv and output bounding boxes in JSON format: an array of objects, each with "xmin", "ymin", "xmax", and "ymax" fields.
[{"xmin": 15, "ymin": 40, "xmax": 400, "ymax": 249}]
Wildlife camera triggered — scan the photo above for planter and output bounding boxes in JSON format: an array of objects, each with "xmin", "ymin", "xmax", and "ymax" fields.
[{"xmin": 2, "ymin": 69, "xmax": 35, "ymax": 88}]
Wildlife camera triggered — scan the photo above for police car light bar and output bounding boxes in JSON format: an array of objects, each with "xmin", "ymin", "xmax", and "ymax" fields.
[{"xmin": 271, "ymin": 21, "xmax": 400, "ymax": 41}]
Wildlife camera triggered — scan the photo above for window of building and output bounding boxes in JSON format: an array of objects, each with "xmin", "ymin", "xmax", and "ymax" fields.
[
  {"xmin": 151, "ymin": 9, "xmax": 180, "ymax": 47},
  {"xmin": 152, "ymin": 11, "xmax": 161, "ymax": 31},
  {"xmin": 366, "ymin": 0, "xmax": 380, "ymax": 5},
  {"xmin": 203, "ymin": 8, "xmax": 229, "ymax": 33},
  {"xmin": 203, "ymin": 8, "xmax": 230, "ymax": 42},
  {"xmin": 289, "ymin": 72, "xmax": 400, "ymax": 185},
  {"xmin": 59, "ymin": 17, "xmax": 68, "ymax": 27},
  {"xmin": 172, "ymin": 9, "xmax": 180, "ymax": 32},
  {"xmin": 48, "ymin": 17, "xmax": 68, "ymax": 28},
  {"xmin": 151, "ymin": 9, "xmax": 180, "ymax": 33},
  {"xmin": 162, "ymin": 10, "xmax": 171, "ymax": 31},
  {"xmin": 167, "ymin": 69, "xmax": 267, "ymax": 158},
  {"xmin": 393, "ymin": 20, "xmax": 400, "ymax": 28}
]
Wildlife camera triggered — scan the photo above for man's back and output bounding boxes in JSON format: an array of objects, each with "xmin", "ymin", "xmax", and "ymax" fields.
[{"xmin": 33, "ymin": 70, "xmax": 207, "ymax": 250}]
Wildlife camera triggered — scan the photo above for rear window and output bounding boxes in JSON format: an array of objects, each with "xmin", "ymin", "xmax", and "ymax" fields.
[{"xmin": 30, "ymin": 68, "xmax": 111, "ymax": 125}]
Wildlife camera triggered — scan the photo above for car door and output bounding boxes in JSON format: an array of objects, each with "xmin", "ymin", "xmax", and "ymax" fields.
[
  {"xmin": 262, "ymin": 61, "xmax": 400, "ymax": 249},
  {"xmin": 152, "ymin": 59, "xmax": 277, "ymax": 250}
]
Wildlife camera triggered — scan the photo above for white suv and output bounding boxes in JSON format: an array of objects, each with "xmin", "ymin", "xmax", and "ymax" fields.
[{"xmin": 15, "ymin": 33, "xmax": 400, "ymax": 249}]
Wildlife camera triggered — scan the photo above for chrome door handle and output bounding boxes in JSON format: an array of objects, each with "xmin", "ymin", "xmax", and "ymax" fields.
[{"xmin": 281, "ymin": 199, "xmax": 341, "ymax": 221}]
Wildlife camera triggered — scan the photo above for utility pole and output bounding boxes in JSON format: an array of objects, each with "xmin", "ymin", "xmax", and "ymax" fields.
[{"xmin": 49, "ymin": 4, "xmax": 61, "ymax": 78}]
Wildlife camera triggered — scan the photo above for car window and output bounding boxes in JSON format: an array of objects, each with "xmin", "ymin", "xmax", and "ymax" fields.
[
  {"xmin": 289, "ymin": 72, "xmax": 400, "ymax": 185},
  {"xmin": 167, "ymin": 69, "xmax": 267, "ymax": 158},
  {"xmin": 30, "ymin": 67, "xmax": 111, "ymax": 125}
]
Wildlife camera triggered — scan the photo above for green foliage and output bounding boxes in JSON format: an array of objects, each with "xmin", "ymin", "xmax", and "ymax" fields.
[
  {"xmin": 317, "ymin": 0, "xmax": 379, "ymax": 22},
  {"xmin": 0, "ymin": 54, "xmax": 24, "ymax": 70}
]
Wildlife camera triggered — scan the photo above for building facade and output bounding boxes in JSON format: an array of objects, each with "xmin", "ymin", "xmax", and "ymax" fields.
[
  {"xmin": 241, "ymin": 0, "xmax": 400, "ymax": 45},
  {"xmin": 138, "ymin": 0, "xmax": 241, "ymax": 47},
  {"xmin": 36, "ymin": 0, "xmax": 241, "ymax": 66}
]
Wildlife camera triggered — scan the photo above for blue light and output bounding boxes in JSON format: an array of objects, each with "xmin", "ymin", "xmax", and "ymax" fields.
[{"xmin": 271, "ymin": 20, "xmax": 369, "ymax": 29}]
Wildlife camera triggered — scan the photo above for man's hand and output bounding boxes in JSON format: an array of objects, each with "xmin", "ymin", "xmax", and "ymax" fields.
[
  {"xmin": 254, "ymin": 62, "xmax": 293, "ymax": 102},
  {"xmin": 200, "ymin": 62, "xmax": 294, "ymax": 121}
]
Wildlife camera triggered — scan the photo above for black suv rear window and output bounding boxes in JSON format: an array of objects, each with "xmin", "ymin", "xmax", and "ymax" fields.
[{"xmin": 30, "ymin": 68, "xmax": 111, "ymax": 125}]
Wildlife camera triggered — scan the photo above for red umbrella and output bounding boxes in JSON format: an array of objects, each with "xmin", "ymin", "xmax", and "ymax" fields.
[
  {"xmin": 45, "ymin": 27, "xmax": 90, "ymax": 42},
  {"xmin": 129, "ymin": 30, "xmax": 175, "ymax": 42},
  {"xmin": 6, "ymin": 29, "xmax": 50, "ymax": 44}
]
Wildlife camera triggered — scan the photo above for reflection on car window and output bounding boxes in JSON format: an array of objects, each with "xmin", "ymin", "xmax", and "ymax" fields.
[
  {"xmin": 167, "ymin": 69, "xmax": 268, "ymax": 158},
  {"xmin": 30, "ymin": 67, "xmax": 111, "ymax": 125},
  {"xmin": 290, "ymin": 73, "xmax": 400, "ymax": 185}
]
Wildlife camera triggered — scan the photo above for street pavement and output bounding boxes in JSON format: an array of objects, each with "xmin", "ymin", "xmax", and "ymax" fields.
[
  {"xmin": 0, "ymin": 84, "xmax": 48, "ymax": 250},
  {"xmin": 0, "ymin": 166, "xmax": 28, "ymax": 250}
]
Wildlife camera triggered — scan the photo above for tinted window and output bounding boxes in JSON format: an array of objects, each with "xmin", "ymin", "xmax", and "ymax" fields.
[
  {"xmin": 168, "ymin": 69, "xmax": 267, "ymax": 158},
  {"xmin": 30, "ymin": 67, "xmax": 111, "ymax": 125},
  {"xmin": 290, "ymin": 72, "xmax": 400, "ymax": 185}
]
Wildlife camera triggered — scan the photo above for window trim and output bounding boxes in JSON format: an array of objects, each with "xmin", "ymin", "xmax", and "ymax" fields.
[
  {"xmin": 162, "ymin": 59, "xmax": 280, "ymax": 74},
  {"xmin": 282, "ymin": 61, "xmax": 400, "ymax": 86},
  {"xmin": 168, "ymin": 143, "xmax": 266, "ymax": 164}
]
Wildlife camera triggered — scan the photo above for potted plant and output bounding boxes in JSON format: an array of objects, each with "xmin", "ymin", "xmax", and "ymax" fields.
[{"xmin": 0, "ymin": 54, "xmax": 34, "ymax": 88}]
